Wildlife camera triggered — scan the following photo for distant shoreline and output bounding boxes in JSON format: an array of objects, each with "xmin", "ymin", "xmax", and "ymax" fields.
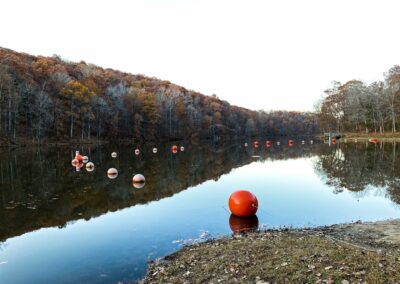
[{"xmin": 142, "ymin": 219, "xmax": 400, "ymax": 283}]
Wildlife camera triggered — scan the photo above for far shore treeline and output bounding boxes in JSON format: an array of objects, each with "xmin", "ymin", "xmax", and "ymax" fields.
[
  {"xmin": 316, "ymin": 65, "xmax": 400, "ymax": 134},
  {"xmin": 0, "ymin": 47, "xmax": 318, "ymax": 144}
]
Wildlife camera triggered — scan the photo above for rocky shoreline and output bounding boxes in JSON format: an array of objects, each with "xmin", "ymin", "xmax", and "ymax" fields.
[{"xmin": 142, "ymin": 220, "xmax": 400, "ymax": 283}]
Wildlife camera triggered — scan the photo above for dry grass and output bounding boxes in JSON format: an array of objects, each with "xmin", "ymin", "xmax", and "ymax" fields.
[{"xmin": 143, "ymin": 228, "xmax": 400, "ymax": 284}]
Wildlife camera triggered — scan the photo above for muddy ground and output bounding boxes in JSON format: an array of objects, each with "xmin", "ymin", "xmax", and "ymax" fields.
[{"xmin": 142, "ymin": 220, "xmax": 400, "ymax": 283}]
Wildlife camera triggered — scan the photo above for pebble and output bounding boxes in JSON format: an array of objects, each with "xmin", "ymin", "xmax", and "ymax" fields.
[{"xmin": 341, "ymin": 280, "xmax": 350, "ymax": 284}]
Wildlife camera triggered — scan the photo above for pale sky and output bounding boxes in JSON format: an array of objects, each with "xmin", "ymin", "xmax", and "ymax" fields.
[{"xmin": 1, "ymin": 0, "xmax": 399, "ymax": 111}]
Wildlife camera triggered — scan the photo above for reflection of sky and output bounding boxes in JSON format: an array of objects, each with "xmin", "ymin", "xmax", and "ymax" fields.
[{"xmin": 2, "ymin": 158, "xmax": 400, "ymax": 283}]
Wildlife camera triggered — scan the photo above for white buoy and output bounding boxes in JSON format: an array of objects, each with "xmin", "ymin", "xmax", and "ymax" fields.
[
  {"xmin": 86, "ymin": 162, "xmax": 95, "ymax": 172},
  {"xmin": 82, "ymin": 156, "xmax": 89, "ymax": 163},
  {"xmin": 277, "ymin": 141, "xmax": 281, "ymax": 146},
  {"xmin": 301, "ymin": 140, "xmax": 305, "ymax": 145},
  {"xmin": 111, "ymin": 152, "xmax": 117, "ymax": 158},
  {"xmin": 310, "ymin": 140, "xmax": 314, "ymax": 144},
  {"xmin": 244, "ymin": 143, "xmax": 248, "ymax": 147},
  {"xmin": 134, "ymin": 149, "xmax": 140, "ymax": 155},
  {"xmin": 180, "ymin": 146, "xmax": 185, "ymax": 152},
  {"xmin": 133, "ymin": 182, "xmax": 145, "ymax": 189},
  {"xmin": 132, "ymin": 174, "xmax": 145, "ymax": 183},
  {"xmin": 71, "ymin": 159, "xmax": 79, "ymax": 166},
  {"xmin": 107, "ymin": 168, "xmax": 118, "ymax": 179},
  {"xmin": 153, "ymin": 148, "xmax": 158, "ymax": 154}
]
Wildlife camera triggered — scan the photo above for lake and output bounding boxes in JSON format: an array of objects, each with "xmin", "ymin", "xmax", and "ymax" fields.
[{"xmin": 0, "ymin": 140, "xmax": 400, "ymax": 283}]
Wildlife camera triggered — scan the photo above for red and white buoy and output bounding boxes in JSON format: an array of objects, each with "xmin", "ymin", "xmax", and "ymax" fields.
[{"xmin": 75, "ymin": 151, "xmax": 83, "ymax": 163}]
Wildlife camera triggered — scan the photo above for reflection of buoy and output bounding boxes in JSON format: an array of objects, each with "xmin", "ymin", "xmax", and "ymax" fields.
[
  {"xmin": 229, "ymin": 190, "xmax": 258, "ymax": 217},
  {"xmin": 75, "ymin": 151, "xmax": 83, "ymax": 162},
  {"xmin": 254, "ymin": 141, "xmax": 259, "ymax": 148},
  {"xmin": 86, "ymin": 162, "xmax": 95, "ymax": 172},
  {"xmin": 134, "ymin": 149, "xmax": 140, "ymax": 155},
  {"xmin": 111, "ymin": 152, "xmax": 117, "ymax": 158},
  {"xmin": 82, "ymin": 156, "xmax": 89, "ymax": 163},
  {"xmin": 132, "ymin": 182, "xmax": 145, "ymax": 189},
  {"xmin": 369, "ymin": 138, "xmax": 379, "ymax": 143},
  {"xmin": 171, "ymin": 145, "xmax": 178, "ymax": 154},
  {"xmin": 288, "ymin": 140, "xmax": 294, "ymax": 146},
  {"xmin": 107, "ymin": 168, "xmax": 118, "ymax": 179},
  {"xmin": 244, "ymin": 142, "xmax": 248, "ymax": 147},
  {"xmin": 75, "ymin": 162, "xmax": 83, "ymax": 172},
  {"xmin": 132, "ymin": 174, "xmax": 145, "ymax": 183},
  {"xmin": 180, "ymin": 146, "xmax": 185, "ymax": 152},
  {"xmin": 71, "ymin": 159, "xmax": 79, "ymax": 166},
  {"xmin": 229, "ymin": 214, "xmax": 259, "ymax": 234},
  {"xmin": 153, "ymin": 148, "xmax": 158, "ymax": 154}
]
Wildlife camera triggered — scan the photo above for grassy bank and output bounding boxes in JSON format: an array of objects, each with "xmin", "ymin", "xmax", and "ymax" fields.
[{"xmin": 142, "ymin": 220, "xmax": 400, "ymax": 283}]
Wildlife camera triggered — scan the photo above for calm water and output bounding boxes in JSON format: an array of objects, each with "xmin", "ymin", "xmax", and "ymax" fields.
[{"xmin": 0, "ymin": 141, "xmax": 400, "ymax": 283}]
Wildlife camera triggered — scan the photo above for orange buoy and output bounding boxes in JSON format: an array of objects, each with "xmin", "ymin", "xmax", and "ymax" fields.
[
  {"xmin": 75, "ymin": 162, "xmax": 84, "ymax": 172},
  {"xmin": 265, "ymin": 140, "xmax": 271, "ymax": 148},
  {"xmin": 332, "ymin": 138, "xmax": 336, "ymax": 145},
  {"xmin": 107, "ymin": 168, "xmax": 118, "ymax": 179},
  {"xmin": 75, "ymin": 151, "xmax": 83, "ymax": 162},
  {"xmin": 288, "ymin": 140, "xmax": 294, "ymax": 146},
  {"xmin": 229, "ymin": 214, "xmax": 259, "ymax": 234},
  {"xmin": 134, "ymin": 149, "xmax": 140, "ymax": 155},
  {"xmin": 171, "ymin": 145, "xmax": 178, "ymax": 154},
  {"xmin": 369, "ymin": 138, "xmax": 378, "ymax": 143},
  {"xmin": 111, "ymin": 152, "xmax": 117, "ymax": 158},
  {"xmin": 86, "ymin": 162, "xmax": 95, "ymax": 172},
  {"xmin": 228, "ymin": 190, "xmax": 258, "ymax": 217},
  {"xmin": 254, "ymin": 141, "xmax": 259, "ymax": 148}
]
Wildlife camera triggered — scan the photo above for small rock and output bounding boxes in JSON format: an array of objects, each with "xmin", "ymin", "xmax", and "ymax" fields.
[
  {"xmin": 341, "ymin": 280, "xmax": 350, "ymax": 284},
  {"xmin": 325, "ymin": 266, "xmax": 333, "ymax": 270}
]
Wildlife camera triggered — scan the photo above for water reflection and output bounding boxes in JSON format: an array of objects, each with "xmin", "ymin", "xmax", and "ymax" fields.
[
  {"xmin": 229, "ymin": 214, "xmax": 259, "ymax": 234},
  {"xmin": 0, "ymin": 142, "xmax": 320, "ymax": 242},
  {"xmin": 314, "ymin": 142, "xmax": 400, "ymax": 201}
]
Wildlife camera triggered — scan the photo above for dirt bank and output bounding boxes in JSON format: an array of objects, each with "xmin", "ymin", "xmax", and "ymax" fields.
[{"xmin": 142, "ymin": 220, "xmax": 400, "ymax": 283}]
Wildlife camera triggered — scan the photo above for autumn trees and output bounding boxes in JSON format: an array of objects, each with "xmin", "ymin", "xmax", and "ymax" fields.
[
  {"xmin": 316, "ymin": 66, "xmax": 400, "ymax": 134},
  {"xmin": 0, "ymin": 47, "xmax": 319, "ymax": 143}
]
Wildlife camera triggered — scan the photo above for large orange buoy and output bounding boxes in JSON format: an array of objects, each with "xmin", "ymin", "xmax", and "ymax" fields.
[
  {"xmin": 75, "ymin": 151, "xmax": 83, "ymax": 162},
  {"xmin": 369, "ymin": 138, "xmax": 379, "ymax": 143},
  {"xmin": 229, "ymin": 214, "xmax": 259, "ymax": 234},
  {"xmin": 171, "ymin": 145, "xmax": 178, "ymax": 154},
  {"xmin": 228, "ymin": 190, "xmax": 258, "ymax": 217},
  {"xmin": 254, "ymin": 141, "xmax": 259, "ymax": 148}
]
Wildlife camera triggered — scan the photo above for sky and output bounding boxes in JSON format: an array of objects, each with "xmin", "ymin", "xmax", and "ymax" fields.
[{"xmin": 1, "ymin": 0, "xmax": 400, "ymax": 111}]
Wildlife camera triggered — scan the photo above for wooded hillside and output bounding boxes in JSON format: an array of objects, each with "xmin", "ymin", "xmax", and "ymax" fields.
[
  {"xmin": 0, "ymin": 47, "xmax": 318, "ymax": 143},
  {"xmin": 316, "ymin": 66, "xmax": 400, "ymax": 134}
]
